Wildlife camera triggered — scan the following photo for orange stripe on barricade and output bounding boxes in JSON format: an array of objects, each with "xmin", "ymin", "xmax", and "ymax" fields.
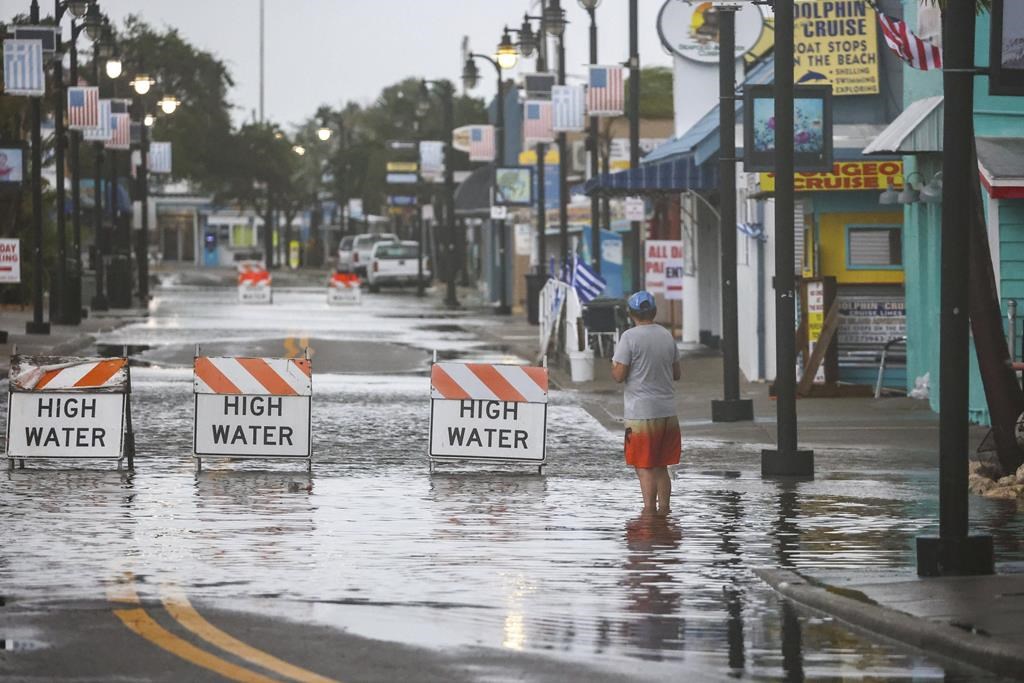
[
  {"xmin": 195, "ymin": 357, "xmax": 243, "ymax": 394},
  {"xmin": 521, "ymin": 366, "xmax": 549, "ymax": 393},
  {"xmin": 293, "ymin": 359, "xmax": 312, "ymax": 377},
  {"xmin": 33, "ymin": 369, "xmax": 61, "ymax": 391},
  {"xmin": 74, "ymin": 359, "xmax": 127, "ymax": 388},
  {"xmin": 430, "ymin": 365, "xmax": 471, "ymax": 400},
  {"xmin": 236, "ymin": 358, "xmax": 298, "ymax": 395},
  {"xmin": 468, "ymin": 364, "xmax": 526, "ymax": 403}
]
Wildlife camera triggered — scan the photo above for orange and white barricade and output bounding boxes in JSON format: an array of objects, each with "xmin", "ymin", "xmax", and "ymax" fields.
[
  {"xmin": 428, "ymin": 360, "xmax": 549, "ymax": 473},
  {"xmin": 238, "ymin": 261, "xmax": 272, "ymax": 304},
  {"xmin": 6, "ymin": 353, "xmax": 135, "ymax": 469},
  {"xmin": 192, "ymin": 348, "xmax": 312, "ymax": 472},
  {"xmin": 327, "ymin": 271, "xmax": 361, "ymax": 305}
]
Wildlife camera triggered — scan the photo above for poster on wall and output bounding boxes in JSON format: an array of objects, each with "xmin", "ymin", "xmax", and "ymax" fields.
[
  {"xmin": 743, "ymin": 84, "xmax": 834, "ymax": 173},
  {"xmin": 0, "ymin": 146, "xmax": 25, "ymax": 184},
  {"xmin": 990, "ymin": 0, "xmax": 1024, "ymax": 96},
  {"xmin": 644, "ymin": 240, "xmax": 684, "ymax": 295},
  {"xmin": 794, "ymin": 0, "xmax": 880, "ymax": 96},
  {"xmin": 493, "ymin": 167, "xmax": 533, "ymax": 206},
  {"xmin": 759, "ymin": 160, "xmax": 904, "ymax": 192}
]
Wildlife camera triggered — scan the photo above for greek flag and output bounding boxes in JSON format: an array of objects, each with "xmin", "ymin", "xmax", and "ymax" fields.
[
  {"xmin": 3, "ymin": 39, "xmax": 45, "ymax": 97},
  {"xmin": 552, "ymin": 84, "xmax": 586, "ymax": 132},
  {"xmin": 572, "ymin": 256, "xmax": 606, "ymax": 304},
  {"xmin": 148, "ymin": 142, "xmax": 172, "ymax": 174}
]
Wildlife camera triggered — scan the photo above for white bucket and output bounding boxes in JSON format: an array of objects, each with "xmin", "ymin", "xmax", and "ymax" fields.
[{"xmin": 568, "ymin": 350, "xmax": 595, "ymax": 383}]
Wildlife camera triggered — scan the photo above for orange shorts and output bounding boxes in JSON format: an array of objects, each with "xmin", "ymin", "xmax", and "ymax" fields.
[{"xmin": 624, "ymin": 416, "xmax": 681, "ymax": 468}]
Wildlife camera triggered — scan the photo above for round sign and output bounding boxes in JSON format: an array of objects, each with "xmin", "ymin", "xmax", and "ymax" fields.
[{"xmin": 657, "ymin": 0, "xmax": 766, "ymax": 64}]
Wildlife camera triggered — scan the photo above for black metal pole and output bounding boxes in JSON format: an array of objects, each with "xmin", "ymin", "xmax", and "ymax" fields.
[
  {"xmin": 69, "ymin": 26, "xmax": 84, "ymax": 322},
  {"xmin": 536, "ymin": 142, "xmax": 547, "ymax": 277},
  {"xmin": 52, "ymin": 0, "xmax": 69, "ymax": 325},
  {"xmin": 441, "ymin": 82, "xmax": 459, "ymax": 308},
  {"xmin": 557, "ymin": 34, "xmax": 569, "ymax": 273},
  {"xmin": 494, "ymin": 62, "xmax": 510, "ymax": 315},
  {"xmin": 915, "ymin": 1, "xmax": 993, "ymax": 577},
  {"xmin": 587, "ymin": 7, "xmax": 600, "ymax": 274},
  {"xmin": 26, "ymin": 0, "xmax": 50, "ymax": 335},
  {"xmin": 761, "ymin": 0, "xmax": 812, "ymax": 476},
  {"xmin": 628, "ymin": 0, "xmax": 641, "ymax": 294},
  {"xmin": 711, "ymin": 8, "xmax": 753, "ymax": 424},
  {"xmin": 138, "ymin": 107, "xmax": 150, "ymax": 305},
  {"xmin": 91, "ymin": 133, "xmax": 108, "ymax": 310}
]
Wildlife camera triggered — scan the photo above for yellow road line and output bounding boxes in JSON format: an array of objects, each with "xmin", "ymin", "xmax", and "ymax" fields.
[
  {"xmin": 106, "ymin": 574, "xmax": 141, "ymax": 605},
  {"xmin": 114, "ymin": 608, "xmax": 281, "ymax": 683},
  {"xmin": 160, "ymin": 585, "xmax": 340, "ymax": 683}
]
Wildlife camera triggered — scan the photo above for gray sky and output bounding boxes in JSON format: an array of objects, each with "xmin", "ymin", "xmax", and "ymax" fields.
[{"xmin": 82, "ymin": 0, "xmax": 674, "ymax": 130}]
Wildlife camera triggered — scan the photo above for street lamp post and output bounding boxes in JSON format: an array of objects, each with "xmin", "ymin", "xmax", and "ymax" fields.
[
  {"xmin": 628, "ymin": 0, "xmax": 641, "ymax": 293},
  {"xmin": 540, "ymin": 0, "xmax": 570, "ymax": 272},
  {"xmin": 424, "ymin": 79, "xmax": 459, "ymax": 308},
  {"xmin": 26, "ymin": 0, "xmax": 50, "ymax": 335},
  {"xmin": 579, "ymin": 0, "xmax": 601, "ymax": 274}
]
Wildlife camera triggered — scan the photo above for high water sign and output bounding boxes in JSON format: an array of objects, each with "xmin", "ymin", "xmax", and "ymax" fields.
[{"xmin": 794, "ymin": 0, "xmax": 879, "ymax": 96}]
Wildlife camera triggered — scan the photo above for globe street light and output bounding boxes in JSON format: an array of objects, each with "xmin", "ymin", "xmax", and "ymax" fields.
[
  {"xmin": 158, "ymin": 95, "xmax": 179, "ymax": 114},
  {"xmin": 293, "ymin": 145, "xmax": 306, "ymax": 156},
  {"xmin": 84, "ymin": 2, "xmax": 103, "ymax": 40},
  {"xmin": 131, "ymin": 72, "xmax": 154, "ymax": 95},
  {"xmin": 518, "ymin": 15, "xmax": 536, "ymax": 57},
  {"xmin": 143, "ymin": 113, "xmax": 155, "ymax": 127},
  {"xmin": 461, "ymin": 57, "xmax": 480, "ymax": 90},
  {"xmin": 317, "ymin": 123, "xmax": 332, "ymax": 142},
  {"xmin": 495, "ymin": 29, "xmax": 519, "ymax": 70},
  {"xmin": 542, "ymin": 0, "xmax": 567, "ymax": 37}
]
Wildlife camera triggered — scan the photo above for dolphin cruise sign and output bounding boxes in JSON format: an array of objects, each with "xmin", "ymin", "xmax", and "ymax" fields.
[{"xmin": 794, "ymin": 0, "xmax": 880, "ymax": 96}]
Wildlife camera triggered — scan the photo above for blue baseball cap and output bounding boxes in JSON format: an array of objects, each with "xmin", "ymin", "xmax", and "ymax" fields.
[{"xmin": 627, "ymin": 290, "xmax": 656, "ymax": 313}]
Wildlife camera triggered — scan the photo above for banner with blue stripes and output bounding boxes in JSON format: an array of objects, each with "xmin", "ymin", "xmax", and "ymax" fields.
[
  {"xmin": 3, "ymin": 39, "xmax": 45, "ymax": 97},
  {"xmin": 573, "ymin": 256, "xmax": 607, "ymax": 304},
  {"xmin": 552, "ymin": 84, "xmax": 585, "ymax": 133}
]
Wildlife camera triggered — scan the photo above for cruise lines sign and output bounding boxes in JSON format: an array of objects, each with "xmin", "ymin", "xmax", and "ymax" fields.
[{"xmin": 794, "ymin": 0, "xmax": 880, "ymax": 96}]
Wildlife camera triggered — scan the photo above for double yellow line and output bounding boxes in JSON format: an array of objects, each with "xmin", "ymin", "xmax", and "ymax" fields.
[{"xmin": 109, "ymin": 578, "xmax": 338, "ymax": 683}]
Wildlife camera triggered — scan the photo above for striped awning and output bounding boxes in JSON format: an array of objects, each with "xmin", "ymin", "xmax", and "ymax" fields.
[{"xmin": 581, "ymin": 156, "xmax": 717, "ymax": 197}]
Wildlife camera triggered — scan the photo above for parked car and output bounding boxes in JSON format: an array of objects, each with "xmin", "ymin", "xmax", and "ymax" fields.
[
  {"xmin": 366, "ymin": 240, "xmax": 431, "ymax": 293},
  {"xmin": 351, "ymin": 232, "xmax": 398, "ymax": 276},
  {"xmin": 336, "ymin": 235, "xmax": 355, "ymax": 273}
]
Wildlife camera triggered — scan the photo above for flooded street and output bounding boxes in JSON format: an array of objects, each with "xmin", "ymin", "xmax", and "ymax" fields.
[{"xmin": 3, "ymin": 284, "xmax": 1022, "ymax": 681}]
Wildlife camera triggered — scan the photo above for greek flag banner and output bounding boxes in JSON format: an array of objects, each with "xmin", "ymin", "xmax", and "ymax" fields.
[
  {"xmin": 148, "ymin": 142, "xmax": 172, "ymax": 174},
  {"xmin": 552, "ymin": 84, "xmax": 586, "ymax": 133},
  {"xmin": 572, "ymin": 256, "xmax": 606, "ymax": 304},
  {"xmin": 3, "ymin": 39, "xmax": 45, "ymax": 97}
]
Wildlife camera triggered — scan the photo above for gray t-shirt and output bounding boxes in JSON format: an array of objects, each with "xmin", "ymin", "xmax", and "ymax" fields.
[{"xmin": 612, "ymin": 324, "xmax": 680, "ymax": 419}]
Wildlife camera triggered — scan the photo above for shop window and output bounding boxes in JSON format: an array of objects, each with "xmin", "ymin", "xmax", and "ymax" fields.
[
  {"xmin": 230, "ymin": 223, "xmax": 257, "ymax": 248},
  {"xmin": 847, "ymin": 226, "xmax": 902, "ymax": 269}
]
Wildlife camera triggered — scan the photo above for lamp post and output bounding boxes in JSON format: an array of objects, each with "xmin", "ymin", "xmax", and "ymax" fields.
[
  {"xmin": 628, "ymin": 0, "xmax": 641, "ymax": 293},
  {"xmin": 464, "ymin": 41, "xmax": 514, "ymax": 315},
  {"xmin": 579, "ymin": 0, "xmax": 601, "ymax": 274},
  {"xmin": 423, "ymin": 79, "xmax": 459, "ymax": 308},
  {"xmin": 540, "ymin": 0, "xmax": 570, "ymax": 272},
  {"xmin": 25, "ymin": 0, "xmax": 49, "ymax": 334}
]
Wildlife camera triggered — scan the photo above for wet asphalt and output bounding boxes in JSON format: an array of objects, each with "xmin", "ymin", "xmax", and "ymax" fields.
[{"xmin": 2, "ymin": 282, "xmax": 1022, "ymax": 682}]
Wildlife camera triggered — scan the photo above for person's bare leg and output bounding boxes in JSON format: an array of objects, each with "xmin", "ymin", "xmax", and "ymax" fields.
[
  {"xmin": 636, "ymin": 467, "xmax": 658, "ymax": 514},
  {"xmin": 655, "ymin": 467, "xmax": 672, "ymax": 516}
]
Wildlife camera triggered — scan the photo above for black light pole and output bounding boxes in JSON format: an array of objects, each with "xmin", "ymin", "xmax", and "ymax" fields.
[
  {"xmin": 90, "ymin": 20, "xmax": 115, "ymax": 312},
  {"xmin": 424, "ymin": 79, "xmax": 459, "ymax": 308},
  {"xmin": 761, "ymin": 0, "xmax": 812, "ymax": 476},
  {"xmin": 547, "ymin": 2, "xmax": 570, "ymax": 271},
  {"xmin": 52, "ymin": 1, "xmax": 67, "ymax": 324},
  {"xmin": 26, "ymin": 0, "xmax": 50, "ymax": 335},
  {"xmin": 628, "ymin": 0, "xmax": 641, "ymax": 293},
  {"xmin": 580, "ymin": 0, "xmax": 601, "ymax": 273},
  {"xmin": 536, "ymin": 142, "xmax": 547, "ymax": 277},
  {"xmin": 133, "ymin": 92, "xmax": 150, "ymax": 305},
  {"xmin": 711, "ymin": 7, "xmax": 753, "ymax": 424},
  {"xmin": 915, "ymin": 1, "xmax": 993, "ymax": 577}
]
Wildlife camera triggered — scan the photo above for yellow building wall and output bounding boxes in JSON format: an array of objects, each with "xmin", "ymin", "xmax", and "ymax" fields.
[{"xmin": 815, "ymin": 211, "xmax": 905, "ymax": 284}]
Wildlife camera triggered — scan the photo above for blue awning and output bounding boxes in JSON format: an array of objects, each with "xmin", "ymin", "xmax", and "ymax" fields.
[{"xmin": 582, "ymin": 156, "xmax": 717, "ymax": 197}]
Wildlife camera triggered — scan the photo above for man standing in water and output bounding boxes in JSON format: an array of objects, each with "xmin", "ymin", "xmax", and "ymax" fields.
[{"xmin": 612, "ymin": 291, "xmax": 681, "ymax": 516}]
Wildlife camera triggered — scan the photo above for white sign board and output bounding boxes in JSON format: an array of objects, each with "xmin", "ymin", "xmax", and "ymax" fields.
[
  {"xmin": 238, "ymin": 284, "xmax": 272, "ymax": 304},
  {"xmin": 430, "ymin": 399, "xmax": 546, "ymax": 461},
  {"xmin": 624, "ymin": 197, "xmax": 645, "ymax": 222},
  {"xmin": 194, "ymin": 394, "xmax": 310, "ymax": 457},
  {"xmin": 0, "ymin": 238, "xmax": 20, "ymax": 283},
  {"xmin": 490, "ymin": 205, "xmax": 508, "ymax": 220},
  {"xmin": 514, "ymin": 223, "xmax": 533, "ymax": 256},
  {"xmin": 657, "ymin": 0, "xmax": 765, "ymax": 64},
  {"xmin": 665, "ymin": 258, "xmax": 685, "ymax": 300},
  {"xmin": 644, "ymin": 240, "xmax": 685, "ymax": 294},
  {"xmin": 327, "ymin": 285, "xmax": 360, "ymax": 305},
  {"xmin": 6, "ymin": 393, "xmax": 126, "ymax": 458},
  {"xmin": 806, "ymin": 280, "xmax": 826, "ymax": 384}
]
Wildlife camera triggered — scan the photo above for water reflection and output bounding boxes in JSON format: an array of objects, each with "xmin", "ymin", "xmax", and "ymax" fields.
[{"xmin": 620, "ymin": 514, "xmax": 684, "ymax": 659}]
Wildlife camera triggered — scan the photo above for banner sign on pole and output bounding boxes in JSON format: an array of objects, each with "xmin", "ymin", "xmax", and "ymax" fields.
[
  {"xmin": 192, "ymin": 354, "xmax": 312, "ymax": 471},
  {"xmin": 794, "ymin": 0, "xmax": 880, "ymax": 96},
  {"xmin": 6, "ymin": 355, "xmax": 134, "ymax": 468},
  {"xmin": 428, "ymin": 362, "xmax": 549, "ymax": 471},
  {"xmin": 0, "ymin": 238, "xmax": 21, "ymax": 283},
  {"xmin": 2, "ymin": 39, "xmax": 45, "ymax": 97},
  {"xmin": 644, "ymin": 240, "xmax": 684, "ymax": 295}
]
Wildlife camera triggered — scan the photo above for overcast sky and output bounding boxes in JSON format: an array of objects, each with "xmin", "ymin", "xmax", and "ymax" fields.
[{"xmin": 73, "ymin": 0, "xmax": 674, "ymax": 130}]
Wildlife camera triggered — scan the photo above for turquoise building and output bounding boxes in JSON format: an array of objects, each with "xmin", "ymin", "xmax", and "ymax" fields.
[{"xmin": 869, "ymin": 2, "xmax": 1024, "ymax": 423}]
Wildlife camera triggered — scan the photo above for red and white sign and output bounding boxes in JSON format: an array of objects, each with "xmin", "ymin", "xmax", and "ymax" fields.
[
  {"xmin": 193, "ymin": 356, "xmax": 312, "ymax": 459},
  {"xmin": 237, "ymin": 261, "xmax": 271, "ymax": 304},
  {"xmin": 644, "ymin": 240, "xmax": 684, "ymax": 296},
  {"xmin": 429, "ymin": 362, "xmax": 548, "ymax": 464},
  {"xmin": 327, "ymin": 271, "xmax": 361, "ymax": 305},
  {"xmin": 0, "ymin": 238, "xmax": 20, "ymax": 283}
]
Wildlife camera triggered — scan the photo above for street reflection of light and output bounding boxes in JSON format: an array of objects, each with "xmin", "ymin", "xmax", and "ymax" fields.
[
  {"xmin": 503, "ymin": 611, "xmax": 525, "ymax": 650},
  {"xmin": 502, "ymin": 574, "xmax": 532, "ymax": 651}
]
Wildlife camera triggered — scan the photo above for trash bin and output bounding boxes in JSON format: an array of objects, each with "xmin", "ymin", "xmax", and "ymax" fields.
[
  {"xmin": 106, "ymin": 254, "xmax": 133, "ymax": 309},
  {"xmin": 525, "ymin": 273, "xmax": 544, "ymax": 325},
  {"xmin": 569, "ymin": 350, "xmax": 595, "ymax": 382}
]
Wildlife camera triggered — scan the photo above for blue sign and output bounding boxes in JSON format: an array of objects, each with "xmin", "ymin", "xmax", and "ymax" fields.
[
  {"xmin": 530, "ymin": 164, "xmax": 560, "ymax": 210},
  {"xmin": 388, "ymin": 195, "xmax": 417, "ymax": 206}
]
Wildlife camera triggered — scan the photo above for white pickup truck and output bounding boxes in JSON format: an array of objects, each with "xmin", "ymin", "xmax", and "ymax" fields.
[
  {"xmin": 366, "ymin": 240, "xmax": 430, "ymax": 293},
  {"xmin": 351, "ymin": 232, "xmax": 398, "ymax": 277}
]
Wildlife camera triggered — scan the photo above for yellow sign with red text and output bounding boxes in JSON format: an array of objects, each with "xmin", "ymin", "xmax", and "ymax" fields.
[{"xmin": 759, "ymin": 160, "xmax": 903, "ymax": 193}]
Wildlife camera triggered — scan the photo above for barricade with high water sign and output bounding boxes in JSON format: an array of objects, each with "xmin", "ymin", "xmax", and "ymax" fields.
[
  {"xmin": 192, "ymin": 347, "xmax": 312, "ymax": 472},
  {"xmin": 327, "ymin": 271, "xmax": 361, "ymax": 305},
  {"xmin": 5, "ymin": 350, "xmax": 135, "ymax": 470},
  {"xmin": 238, "ymin": 261, "xmax": 272, "ymax": 304},
  {"xmin": 428, "ymin": 359, "xmax": 549, "ymax": 473}
]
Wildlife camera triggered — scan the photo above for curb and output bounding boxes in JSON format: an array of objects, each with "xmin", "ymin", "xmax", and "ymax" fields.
[{"xmin": 755, "ymin": 568, "xmax": 1024, "ymax": 681}]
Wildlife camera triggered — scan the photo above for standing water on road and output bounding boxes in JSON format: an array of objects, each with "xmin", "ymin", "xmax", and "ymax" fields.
[{"xmin": 3, "ymin": 285, "xmax": 1021, "ymax": 681}]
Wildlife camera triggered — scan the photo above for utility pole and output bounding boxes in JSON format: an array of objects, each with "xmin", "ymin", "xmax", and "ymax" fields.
[
  {"xmin": 586, "ymin": 4, "xmax": 600, "ymax": 274},
  {"xmin": 495, "ymin": 68, "xmax": 510, "ymax": 314},
  {"xmin": 68, "ymin": 20, "xmax": 85, "ymax": 323},
  {"xmin": 761, "ymin": 0, "xmax": 812, "ymax": 476},
  {"xmin": 138, "ymin": 99, "xmax": 150, "ymax": 305},
  {"xmin": 711, "ymin": 7, "xmax": 753, "ymax": 423},
  {"xmin": 52, "ymin": 0, "xmax": 70, "ymax": 325},
  {"xmin": 915, "ymin": 0, "xmax": 993, "ymax": 577},
  {"xmin": 557, "ymin": 31, "xmax": 569, "ymax": 272},
  {"xmin": 628, "ymin": 0, "xmax": 641, "ymax": 293},
  {"xmin": 442, "ymin": 82, "xmax": 459, "ymax": 308},
  {"xmin": 26, "ymin": 0, "xmax": 50, "ymax": 334}
]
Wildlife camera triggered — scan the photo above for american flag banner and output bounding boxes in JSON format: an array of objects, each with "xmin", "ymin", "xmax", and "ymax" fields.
[
  {"xmin": 873, "ymin": 4, "xmax": 942, "ymax": 70},
  {"xmin": 148, "ymin": 142, "xmax": 172, "ymax": 174},
  {"xmin": 468, "ymin": 125, "xmax": 495, "ymax": 162},
  {"xmin": 83, "ymin": 99, "xmax": 112, "ymax": 141},
  {"xmin": 67, "ymin": 86, "xmax": 100, "ymax": 130},
  {"xmin": 3, "ymin": 39, "xmax": 45, "ymax": 97},
  {"xmin": 552, "ymin": 84, "xmax": 586, "ymax": 133},
  {"xmin": 106, "ymin": 113, "xmax": 131, "ymax": 150},
  {"xmin": 523, "ymin": 100, "xmax": 554, "ymax": 144},
  {"xmin": 587, "ymin": 65, "xmax": 624, "ymax": 117}
]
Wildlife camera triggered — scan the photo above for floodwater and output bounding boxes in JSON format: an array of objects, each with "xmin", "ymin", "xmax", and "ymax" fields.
[{"xmin": 3, "ymin": 284, "xmax": 1023, "ymax": 681}]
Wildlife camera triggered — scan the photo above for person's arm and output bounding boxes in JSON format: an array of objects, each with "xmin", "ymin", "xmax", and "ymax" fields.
[
  {"xmin": 612, "ymin": 361, "xmax": 629, "ymax": 383},
  {"xmin": 672, "ymin": 360, "xmax": 681, "ymax": 381}
]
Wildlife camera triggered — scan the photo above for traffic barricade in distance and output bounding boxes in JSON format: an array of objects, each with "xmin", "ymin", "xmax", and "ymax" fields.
[
  {"xmin": 428, "ymin": 359, "xmax": 549, "ymax": 474},
  {"xmin": 327, "ymin": 271, "xmax": 361, "ymax": 305},
  {"xmin": 192, "ymin": 346, "xmax": 312, "ymax": 472},
  {"xmin": 238, "ymin": 261, "xmax": 272, "ymax": 304},
  {"xmin": 5, "ymin": 350, "xmax": 135, "ymax": 470}
]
